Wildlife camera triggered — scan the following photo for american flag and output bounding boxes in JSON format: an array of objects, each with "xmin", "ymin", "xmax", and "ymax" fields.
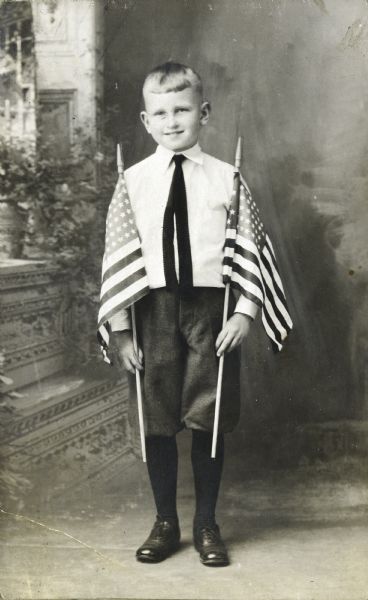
[
  {"xmin": 223, "ymin": 173, "xmax": 293, "ymax": 351},
  {"xmin": 97, "ymin": 175, "xmax": 150, "ymax": 363}
]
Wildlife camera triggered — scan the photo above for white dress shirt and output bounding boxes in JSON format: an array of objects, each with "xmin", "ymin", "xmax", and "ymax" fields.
[{"xmin": 109, "ymin": 143, "xmax": 258, "ymax": 331}]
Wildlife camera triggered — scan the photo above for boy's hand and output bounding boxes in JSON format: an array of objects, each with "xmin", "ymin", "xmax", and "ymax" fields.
[
  {"xmin": 215, "ymin": 313, "xmax": 252, "ymax": 357},
  {"xmin": 110, "ymin": 331, "xmax": 144, "ymax": 374}
]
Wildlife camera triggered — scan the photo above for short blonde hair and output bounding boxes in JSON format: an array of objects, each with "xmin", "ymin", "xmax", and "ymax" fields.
[{"xmin": 142, "ymin": 62, "xmax": 203, "ymax": 100}]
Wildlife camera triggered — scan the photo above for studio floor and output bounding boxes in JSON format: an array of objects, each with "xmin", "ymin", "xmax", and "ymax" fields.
[{"xmin": 1, "ymin": 431, "xmax": 368, "ymax": 600}]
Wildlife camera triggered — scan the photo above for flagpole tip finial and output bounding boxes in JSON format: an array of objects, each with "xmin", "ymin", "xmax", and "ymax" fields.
[
  {"xmin": 117, "ymin": 143, "xmax": 124, "ymax": 175},
  {"xmin": 235, "ymin": 136, "xmax": 242, "ymax": 169}
]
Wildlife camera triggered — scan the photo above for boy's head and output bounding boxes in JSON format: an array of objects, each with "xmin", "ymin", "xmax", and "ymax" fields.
[{"xmin": 140, "ymin": 62, "xmax": 210, "ymax": 153}]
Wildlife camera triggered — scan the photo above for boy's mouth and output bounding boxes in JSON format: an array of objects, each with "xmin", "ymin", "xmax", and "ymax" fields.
[{"xmin": 165, "ymin": 131, "xmax": 184, "ymax": 136}]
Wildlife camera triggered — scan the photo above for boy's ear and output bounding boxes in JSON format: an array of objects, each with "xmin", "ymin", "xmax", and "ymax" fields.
[
  {"xmin": 140, "ymin": 110, "xmax": 151, "ymax": 133},
  {"xmin": 200, "ymin": 101, "xmax": 211, "ymax": 126}
]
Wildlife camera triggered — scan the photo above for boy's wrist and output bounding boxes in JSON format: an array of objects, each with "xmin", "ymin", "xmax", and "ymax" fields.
[
  {"xmin": 233, "ymin": 311, "xmax": 252, "ymax": 323},
  {"xmin": 110, "ymin": 330, "xmax": 132, "ymax": 346}
]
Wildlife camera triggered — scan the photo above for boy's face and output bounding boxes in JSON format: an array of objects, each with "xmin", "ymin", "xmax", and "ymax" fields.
[{"xmin": 140, "ymin": 87, "xmax": 210, "ymax": 152}]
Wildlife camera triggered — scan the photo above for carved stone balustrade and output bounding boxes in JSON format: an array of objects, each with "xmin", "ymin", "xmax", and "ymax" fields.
[{"xmin": 0, "ymin": 258, "xmax": 69, "ymax": 388}]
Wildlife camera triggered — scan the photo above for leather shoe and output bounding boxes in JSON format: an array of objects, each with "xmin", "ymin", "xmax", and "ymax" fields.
[
  {"xmin": 193, "ymin": 524, "xmax": 229, "ymax": 566},
  {"xmin": 136, "ymin": 517, "xmax": 180, "ymax": 563}
]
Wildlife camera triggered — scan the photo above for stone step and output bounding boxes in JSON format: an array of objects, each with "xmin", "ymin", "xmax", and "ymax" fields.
[{"xmin": 1, "ymin": 368, "xmax": 132, "ymax": 469}]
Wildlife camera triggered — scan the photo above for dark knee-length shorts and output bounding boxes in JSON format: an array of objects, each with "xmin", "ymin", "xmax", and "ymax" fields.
[{"xmin": 127, "ymin": 287, "xmax": 240, "ymax": 437}]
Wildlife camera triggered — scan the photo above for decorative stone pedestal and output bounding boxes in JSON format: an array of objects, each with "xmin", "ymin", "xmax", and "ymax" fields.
[
  {"xmin": 0, "ymin": 259, "xmax": 69, "ymax": 388},
  {"xmin": 0, "ymin": 259, "xmax": 134, "ymax": 492}
]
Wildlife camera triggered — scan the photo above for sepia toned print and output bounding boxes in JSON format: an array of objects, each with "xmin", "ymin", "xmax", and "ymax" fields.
[{"xmin": 1, "ymin": 1, "xmax": 368, "ymax": 599}]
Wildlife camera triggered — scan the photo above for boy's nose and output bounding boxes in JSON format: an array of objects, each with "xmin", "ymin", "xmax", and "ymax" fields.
[{"xmin": 166, "ymin": 113, "xmax": 179, "ymax": 129}]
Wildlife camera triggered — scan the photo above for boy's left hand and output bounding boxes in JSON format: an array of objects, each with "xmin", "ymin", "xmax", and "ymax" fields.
[{"xmin": 215, "ymin": 313, "xmax": 252, "ymax": 357}]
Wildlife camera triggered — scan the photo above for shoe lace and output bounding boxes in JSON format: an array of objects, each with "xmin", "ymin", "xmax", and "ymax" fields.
[
  {"xmin": 198, "ymin": 525, "xmax": 220, "ymax": 545},
  {"xmin": 151, "ymin": 518, "xmax": 176, "ymax": 539}
]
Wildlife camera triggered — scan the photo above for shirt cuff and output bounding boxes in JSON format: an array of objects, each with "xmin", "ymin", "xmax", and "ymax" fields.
[
  {"xmin": 109, "ymin": 308, "xmax": 132, "ymax": 332},
  {"xmin": 233, "ymin": 294, "xmax": 259, "ymax": 320}
]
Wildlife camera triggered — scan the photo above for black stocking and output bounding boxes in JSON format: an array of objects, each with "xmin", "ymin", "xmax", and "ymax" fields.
[
  {"xmin": 145, "ymin": 434, "xmax": 178, "ymax": 523},
  {"xmin": 191, "ymin": 430, "xmax": 224, "ymax": 528}
]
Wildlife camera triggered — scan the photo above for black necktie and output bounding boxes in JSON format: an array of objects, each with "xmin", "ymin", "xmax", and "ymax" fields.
[{"xmin": 162, "ymin": 154, "xmax": 193, "ymax": 292}]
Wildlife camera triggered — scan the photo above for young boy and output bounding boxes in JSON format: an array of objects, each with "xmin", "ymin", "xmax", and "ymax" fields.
[{"xmin": 109, "ymin": 62, "xmax": 258, "ymax": 567}]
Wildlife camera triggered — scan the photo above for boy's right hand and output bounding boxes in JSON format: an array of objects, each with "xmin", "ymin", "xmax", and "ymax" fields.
[{"xmin": 110, "ymin": 331, "xmax": 144, "ymax": 374}]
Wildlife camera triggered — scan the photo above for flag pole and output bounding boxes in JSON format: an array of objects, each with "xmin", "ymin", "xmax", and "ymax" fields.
[
  {"xmin": 211, "ymin": 283, "xmax": 231, "ymax": 458},
  {"xmin": 131, "ymin": 303, "xmax": 146, "ymax": 463},
  {"xmin": 117, "ymin": 144, "xmax": 146, "ymax": 463},
  {"xmin": 211, "ymin": 136, "xmax": 242, "ymax": 459}
]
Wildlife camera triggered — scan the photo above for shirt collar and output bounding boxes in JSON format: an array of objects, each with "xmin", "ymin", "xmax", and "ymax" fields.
[{"xmin": 155, "ymin": 143, "xmax": 204, "ymax": 172}]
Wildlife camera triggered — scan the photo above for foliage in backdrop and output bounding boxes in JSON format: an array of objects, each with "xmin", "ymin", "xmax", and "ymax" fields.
[{"xmin": 0, "ymin": 130, "xmax": 117, "ymax": 365}]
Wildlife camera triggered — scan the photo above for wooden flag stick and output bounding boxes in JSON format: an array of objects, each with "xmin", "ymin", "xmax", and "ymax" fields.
[
  {"xmin": 117, "ymin": 143, "xmax": 146, "ymax": 462},
  {"xmin": 211, "ymin": 136, "xmax": 242, "ymax": 459},
  {"xmin": 211, "ymin": 282, "xmax": 231, "ymax": 458},
  {"xmin": 131, "ymin": 303, "xmax": 146, "ymax": 463}
]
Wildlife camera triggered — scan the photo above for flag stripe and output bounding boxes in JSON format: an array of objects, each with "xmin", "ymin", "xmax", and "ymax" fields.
[
  {"xmin": 102, "ymin": 248, "xmax": 144, "ymax": 284},
  {"xmin": 263, "ymin": 287, "xmax": 289, "ymax": 341},
  {"xmin": 233, "ymin": 271, "xmax": 263, "ymax": 303},
  {"xmin": 100, "ymin": 287, "xmax": 149, "ymax": 327},
  {"xmin": 260, "ymin": 262, "xmax": 291, "ymax": 332},
  {"xmin": 98, "ymin": 274, "xmax": 149, "ymax": 325},
  {"xmin": 98, "ymin": 323, "xmax": 109, "ymax": 345},
  {"xmin": 232, "ymin": 241, "xmax": 263, "ymax": 272},
  {"xmin": 230, "ymin": 280, "xmax": 263, "ymax": 308},
  {"xmin": 224, "ymin": 233, "xmax": 237, "ymax": 251},
  {"xmin": 232, "ymin": 252, "xmax": 264, "ymax": 288},
  {"xmin": 224, "ymin": 246, "xmax": 235, "ymax": 257},
  {"xmin": 102, "ymin": 237, "xmax": 141, "ymax": 274},
  {"xmin": 225, "ymin": 261, "xmax": 264, "ymax": 302},
  {"xmin": 264, "ymin": 235, "xmax": 280, "ymax": 274},
  {"xmin": 261, "ymin": 310, "xmax": 282, "ymax": 351},
  {"xmin": 222, "ymin": 179, "xmax": 292, "ymax": 352},
  {"xmin": 262, "ymin": 243, "xmax": 286, "ymax": 299},
  {"xmin": 100, "ymin": 266, "xmax": 148, "ymax": 306},
  {"xmin": 101, "ymin": 255, "xmax": 145, "ymax": 298},
  {"xmin": 260, "ymin": 252, "xmax": 293, "ymax": 329},
  {"xmin": 235, "ymin": 235, "xmax": 261, "ymax": 258},
  {"xmin": 230, "ymin": 243, "xmax": 259, "ymax": 269},
  {"xmin": 97, "ymin": 173, "xmax": 150, "ymax": 362},
  {"xmin": 262, "ymin": 302, "xmax": 283, "ymax": 344}
]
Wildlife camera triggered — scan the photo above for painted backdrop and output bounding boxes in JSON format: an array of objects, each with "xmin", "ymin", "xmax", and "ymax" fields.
[{"xmin": 104, "ymin": 0, "xmax": 368, "ymax": 450}]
